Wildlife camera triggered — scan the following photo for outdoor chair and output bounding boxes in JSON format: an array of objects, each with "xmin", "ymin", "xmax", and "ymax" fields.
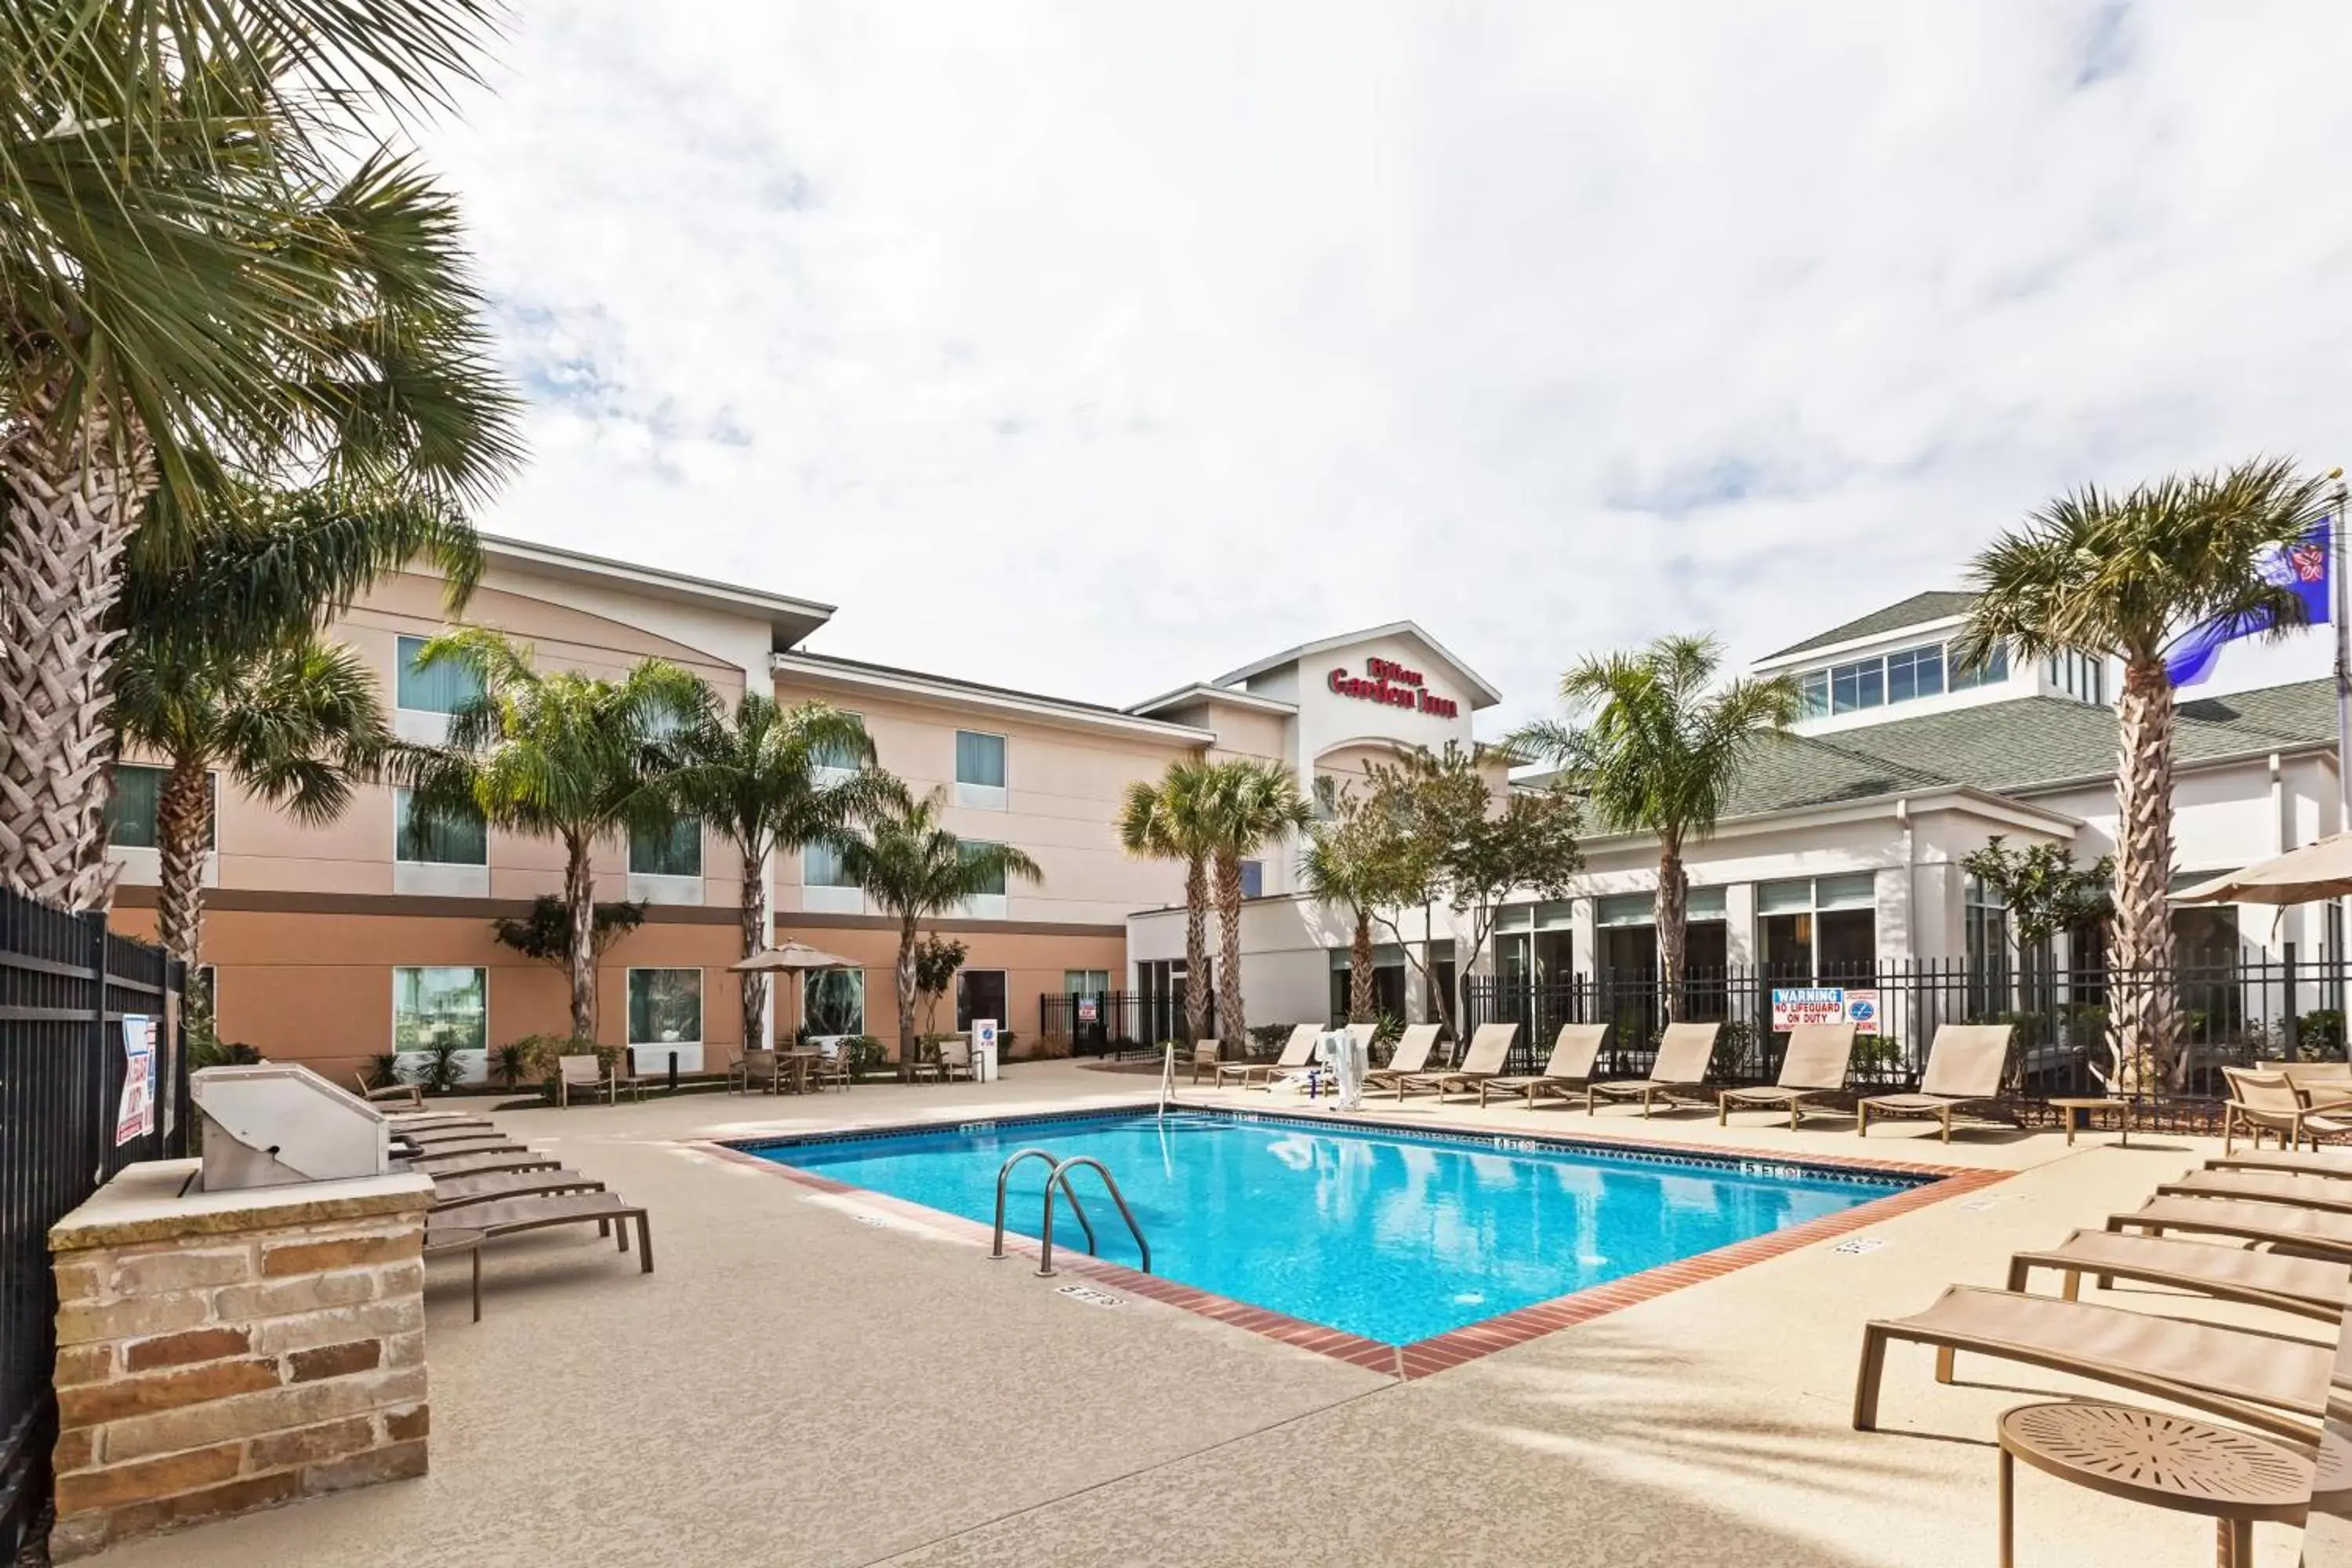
[
  {"xmin": 2210, "ymin": 1146, "xmax": 2352, "ymax": 1180},
  {"xmin": 1856, "ymin": 1024, "xmax": 2013, "ymax": 1142},
  {"xmin": 731, "ymin": 1049, "xmax": 782, "ymax": 1096},
  {"xmin": 1400, "ymin": 1022, "xmax": 1518, "ymax": 1101},
  {"xmin": 1853, "ymin": 1283, "xmax": 2329, "ymax": 1443},
  {"xmin": 1215, "ymin": 1025, "xmax": 1317, "ymax": 1090},
  {"xmin": 1587, "ymin": 1022, "xmax": 1722, "ymax": 1116},
  {"xmin": 2158, "ymin": 1166, "xmax": 2352, "ymax": 1218},
  {"xmin": 1361, "ymin": 1025, "xmax": 1443, "ymax": 1095},
  {"xmin": 1719, "ymin": 1022, "xmax": 1857, "ymax": 1129},
  {"xmin": 429, "ymin": 1168, "xmax": 608, "ymax": 1210},
  {"xmin": 2007, "ymin": 1228, "xmax": 2351, "ymax": 1323},
  {"xmin": 354, "ymin": 1073, "xmax": 422, "ymax": 1109},
  {"xmin": 2256, "ymin": 1060, "xmax": 2352, "ymax": 1111},
  {"xmin": 1479, "ymin": 1024, "xmax": 1608, "ymax": 1109},
  {"xmin": 556, "ymin": 1054, "xmax": 610, "ymax": 1108},
  {"xmin": 1189, "ymin": 1040, "xmax": 1222, "ymax": 1083},
  {"xmin": 812, "ymin": 1042, "xmax": 854, "ymax": 1091},
  {"xmin": 2110, "ymin": 1194, "xmax": 2352, "ymax": 1262},
  {"xmin": 2222, "ymin": 1067, "xmax": 2352, "ymax": 1154},
  {"xmin": 424, "ymin": 1190, "xmax": 655, "ymax": 1275},
  {"xmin": 934, "ymin": 1037, "xmax": 975, "ymax": 1083}
]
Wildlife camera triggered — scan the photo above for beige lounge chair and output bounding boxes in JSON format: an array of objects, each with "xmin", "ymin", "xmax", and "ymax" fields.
[
  {"xmin": 2007, "ymin": 1228, "xmax": 2350, "ymax": 1324},
  {"xmin": 2222, "ymin": 1067, "xmax": 2352, "ymax": 1154},
  {"xmin": 426, "ymin": 1190, "xmax": 655, "ymax": 1273},
  {"xmin": 1852, "ymin": 1283, "xmax": 2331, "ymax": 1443},
  {"xmin": 1362, "ymin": 1025, "xmax": 1443, "ymax": 1095},
  {"xmin": 2159, "ymin": 1167, "xmax": 2352, "ymax": 1218},
  {"xmin": 1586, "ymin": 1022, "xmax": 1721, "ymax": 1117},
  {"xmin": 1215, "ymin": 1025, "xmax": 1319, "ymax": 1090},
  {"xmin": 2111, "ymin": 1195, "xmax": 2352, "ymax": 1261},
  {"xmin": 354, "ymin": 1073, "xmax": 423, "ymax": 1109},
  {"xmin": 2256, "ymin": 1059, "xmax": 2352, "ymax": 1109},
  {"xmin": 2209, "ymin": 1146, "xmax": 2352, "ymax": 1180},
  {"xmin": 405, "ymin": 1151, "xmax": 563, "ymax": 1179},
  {"xmin": 395, "ymin": 1122, "xmax": 503, "ymax": 1146},
  {"xmin": 1397, "ymin": 1023, "xmax": 1518, "ymax": 1101},
  {"xmin": 1479, "ymin": 1025, "xmax": 1610, "ymax": 1109},
  {"xmin": 430, "ymin": 1169, "xmax": 608, "ymax": 1210},
  {"xmin": 1719, "ymin": 1023, "xmax": 1857, "ymax": 1129},
  {"xmin": 1855, "ymin": 1024, "xmax": 2013, "ymax": 1142}
]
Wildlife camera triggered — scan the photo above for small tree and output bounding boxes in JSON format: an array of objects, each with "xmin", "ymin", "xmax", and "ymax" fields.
[
  {"xmin": 1363, "ymin": 743, "xmax": 1584, "ymax": 1035},
  {"xmin": 492, "ymin": 896, "xmax": 648, "ymax": 975},
  {"xmin": 1300, "ymin": 786, "xmax": 1393, "ymax": 1024},
  {"xmin": 914, "ymin": 933, "xmax": 969, "ymax": 1035},
  {"xmin": 1958, "ymin": 837, "xmax": 2115, "ymax": 953}
]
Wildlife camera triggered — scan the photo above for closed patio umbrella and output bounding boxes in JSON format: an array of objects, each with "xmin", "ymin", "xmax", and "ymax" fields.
[
  {"xmin": 731, "ymin": 942, "xmax": 858, "ymax": 1046},
  {"xmin": 2174, "ymin": 832, "xmax": 2352, "ymax": 906}
]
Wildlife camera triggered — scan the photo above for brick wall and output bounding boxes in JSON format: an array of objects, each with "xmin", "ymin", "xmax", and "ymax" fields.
[{"xmin": 45, "ymin": 1163, "xmax": 433, "ymax": 1561}]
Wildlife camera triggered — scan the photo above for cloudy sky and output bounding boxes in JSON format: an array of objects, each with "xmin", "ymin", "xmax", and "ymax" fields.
[{"xmin": 417, "ymin": 2, "xmax": 2352, "ymax": 732}]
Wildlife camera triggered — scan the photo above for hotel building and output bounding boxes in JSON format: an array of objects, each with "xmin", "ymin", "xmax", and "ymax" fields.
[{"xmin": 111, "ymin": 546, "xmax": 2342, "ymax": 1087}]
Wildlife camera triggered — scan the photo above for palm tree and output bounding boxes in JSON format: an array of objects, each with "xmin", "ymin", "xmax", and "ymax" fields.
[
  {"xmin": 1510, "ymin": 636, "xmax": 1797, "ymax": 1022},
  {"xmin": 660, "ymin": 695, "xmax": 893, "ymax": 1051},
  {"xmin": 0, "ymin": 9, "xmax": 517, "ymax": 910},
  {"xmin": 1959, "ymin": 456, "xmax": 2333, "ymax": 1089},
  {"xmin": 1201, "ymin": 760, "xmax": 1311, "ymax": 1053},
  {"xmin": 114, "ymin": 633, "xmax": 390, "ymax": 975},
  {"xmin": 1116, "ymin": 759, "xmax": 1220, "ymax": 1044},
  {"xmin": 1301, "ymin": 792, "xmax": 1389, "ymax": 1024},
  {"xmin": 836, "ymin": 786, "xmax": 1040, "ymax": 1079},
  {"xmin": 397, "ymin": 631, "xmax": 706, "ymax": 1040}
]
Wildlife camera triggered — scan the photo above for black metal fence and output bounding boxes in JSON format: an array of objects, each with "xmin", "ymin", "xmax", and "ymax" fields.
[
  {"xmin": 1037, "ymin": 991, "xmax": 1215, "ymax": 1058},
  {"xmin": 0, "ymin": 888, "xmax": 187, "ymax": 1559},
  {"xmin": 1464, "ymin": 947, "xmax": 2346, "ymax": 1113}
]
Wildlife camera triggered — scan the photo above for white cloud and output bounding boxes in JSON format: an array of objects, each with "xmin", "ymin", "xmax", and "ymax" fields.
[{"xmin": 416, "ymin": 0, "xmax": 2352, "ymax": 728}]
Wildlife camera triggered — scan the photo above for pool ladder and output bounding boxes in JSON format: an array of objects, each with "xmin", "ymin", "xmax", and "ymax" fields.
[{"xmin": 989, "ymin": 1149, "xmax": 1152, "ymax": 1277}]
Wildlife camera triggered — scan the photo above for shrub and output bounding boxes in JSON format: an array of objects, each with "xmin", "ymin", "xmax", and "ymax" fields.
[
  {"xmin": 510, "ymin": 1033, "xmax": 603, "ymax": 1086},
  {"xmin": 362, "ymin": 1051, "xmax": 401, "ymax": 1090},
  {"xmin": 401, "ymin": 1035, "xmax": 468, "ymax": 1094},
  {"xmin": 1028, "ymin": 1032, "xmax": 1072, "ymax": 1059},
  {"xmin": 2299, "ymin": 1009, "xmax": 2346, "ymax": 1056},
  {"xmin": 491, "ymin": 1041, "xmax": 532, "ymax": 1089},
  {"xmin": 1247, "ymin": 1024, "xmax": 1293, "ymax": 1062},
  {"xmin": 840, "ymin": 1035, "xmax": 887, "ymax": 1078}
]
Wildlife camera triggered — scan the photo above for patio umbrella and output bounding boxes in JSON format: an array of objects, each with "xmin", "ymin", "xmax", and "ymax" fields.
[
  {"xmin": 2174, "ymin": 832, "xmax": 2352, "ymax": 906},
  {"xmin": 731, "ymin": 942, "xmax": 858, "ymax": 1045}
]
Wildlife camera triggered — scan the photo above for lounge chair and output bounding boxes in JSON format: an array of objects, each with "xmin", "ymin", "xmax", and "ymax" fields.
[
  {"xmin": 1855, "ymin": 1024, "xmax": 2013, "ymax": 1142},
  {"xmin": 430, "ymin": 1168, "xmax": 608, "ymax": 1210},
  {"xmin": 2209, "ymin": 1145, "xmax": 2352, "ymax": 1180},
  {"xmin": 1398, "ymin": 1023, "xmax": 1518, "ymax": 1101},
  {"xmin": 426, "ymin": 1190, "xmax": 655, "ymax": 1273},
  {"xmin": 2222, "ymin": 1066, "xmax": 2352, "ymax": 1154},
  {"xmin": 394, "ymin": 1123, "xmax": 504, "ymax": 1146},
  {"xmin": 404, "ymin": 1151, "xmax": 563, "ymax": 1178},
  {"xmin": 2158, "ymin": 1167, "xmax": 2352, "ymax": 1218},
  {"xmin": 1479, "ymin": 1025, "xmax": 1609, "ymax": 1109},
  {"xmin": 2111, "ymin": 1195, "xmax": 2352, "ymax": 1262},
  {"xmin": 354, "ymin": 1073, "xmax": 423, "ymax": 1109},
  {"xmin": 1852, "ymin": 1283, "xmax": 2331, "ymax": 1443},
  {"xmin": 2006, "ymin": 1228, "xmax": 2350, "ymax": 1324},
  {"xmin": 1587, "ymin": 1022, "xmax": 1722, "ymax": 1117},
  {"xmin": 1362, "ymin": 1025, "xmax": 1443, "ymax": 1096},
  {"xmin": 1214, "ymin": 1025, "xmax": 1318, "ymax": 1090},
  {"xmin": 394, "ymin": 1138, "xmax": 533, "ymax": 1164},
  {"xmin": 2256, "ymin": 1059, "xmax": 2352, "ymax": 1109},
  {"xmin": 812, "ymin": 1043, "xmax": 854, "ymax": 1090},
  {"xmin": 1719, "ymin": 1023, "xmax": 1857, "ymax": 1129}
]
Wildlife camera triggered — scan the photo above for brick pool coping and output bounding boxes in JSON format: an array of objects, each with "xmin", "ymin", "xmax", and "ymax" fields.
[{"xmin": 701, "ymin": 1107, "xmax": 2007, "ymax": 1381}]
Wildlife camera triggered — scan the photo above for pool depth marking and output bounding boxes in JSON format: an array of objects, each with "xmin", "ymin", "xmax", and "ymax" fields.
[{"xmin": 709, "ymin": 1104, "xmax": 2001, "ymax": 1379}]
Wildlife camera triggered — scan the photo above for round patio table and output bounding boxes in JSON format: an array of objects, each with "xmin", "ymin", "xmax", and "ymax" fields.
[
  {"xmin": 1997, "ymin": 1401, "xmax": 2310, "ymax": 1567},
  {"xmin": 423, "ymin": 1226, "xmax": 485, "ymax": 1323},
  {"xmin": 2048, "ymin": 1096, "xmax": 2132, "ymax": 1147}
]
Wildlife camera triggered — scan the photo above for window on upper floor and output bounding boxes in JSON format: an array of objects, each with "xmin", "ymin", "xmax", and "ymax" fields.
[
  {"xmin": 1796, "ymin": 670, "xmax": 1829, "ymax": 718},
  {"xmin": 811, "ymin": 714, "xmax": 866, "ymax": 779},
  {"xmin": 1948, "ymin": 641, "xmax": 2009, "ymax": 690},
  {"xmin": 394, "ymin": 789, "xmax": 487, "ymax": 866},
  {"xmin": 395, "ymin": 634, "xmax": 483, "ymax": 715},
  {"xmin": 629, "ymin": 816, "xmax": 702, "ymax": 878},
  {"xmin": 960, "ymin": 840, "xmax": 1008, "ymax": 898},
  {"xmin": 107, "ymin": 764, "xmax": 216, "ymax": 852},
  {"xmin": 1800, "ymin": 637, "xmax": 2010, "ymax": 717},
  {"xmin": 1886, "ymin": 644, "xmax": 1944, "ymax": 703},
  {"xmin": 1239, "ymin": 859, "xmax": 1265, "ymax": 899},
  {"xmin": 2043, "ymin": 649, "xmax": 2109, "ymax": 706},
  {"xmin": 1829, "ymin": 656, "xmax": 1884, "ymax": 713},
  {"xmin": 804, "ymin": 839, "xmax": 857, "ymax": 887},
  {"xmin": 955, "ymin": 731, "xmax": 1005, "ymax": 789}
]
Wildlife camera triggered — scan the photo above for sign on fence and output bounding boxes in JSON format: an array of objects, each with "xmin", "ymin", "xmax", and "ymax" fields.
[
  {"xmin": 1076, "ymin": 997, "xmax": 1098, "ymax": 1025},
  {"xmin": 116, "ymin": 1014, "xmax": 158, "ymax": 1145},
  {"xmin": 1770, "ymin": 986, "xmax": 1883, "ymax": 1036}
]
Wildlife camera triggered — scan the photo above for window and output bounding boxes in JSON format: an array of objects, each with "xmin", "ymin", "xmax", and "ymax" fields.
[
  {"xmin": 1312, "ymin": 773, "xmax": 1340, "ymax": 819},
  {"xmin": 395, "ymin": 634, "xmax": 482, "ymax": 714},
  {"xmin": 1063, "ymin": 970, "xmax": 1110, "ymax": 996},
  {"xmin": 394, "ymin": 789, "xmax": 486, "ymax": 865},
  {"xmin": 1137, "ymin": 958, "xmax": 1203, "ymax": 1041},
  {"xmin": 1596, "ymin": 893, "xmax": 1654, "ymax": 927},
  {"xmin": 1886, "ymin": 644, "xmax": 1944, "ymax": 703},
  {"xmin": 1756, "ymin": 874, "xmax": 1878, "ymax": 977},
  {"xmin": 802, "ymin": 969, "xmax": 864, "ymax": 1037},
  {"xmin": 804, "ymin": 840, "xmax": 857, "ymax": 887},
  {"xmin": 1950, "ymin": 640, "xmax": 2009, "ymax": 690},
  {"xmin": 956, "ymin": 969, "xmax": 1007, "ymax": 1031},
  {"xmin": 811, "ymin": 715, "xmax": 866, "ymax": 778},
  {"xmin": 1239, "ymin": 859, "xmax": 1265, "ymax": 899},
  {"xmin": 2045, "ymin": 649, "xmax": 2109, "ymax": 706},
  {"xmin": 1965, "ymin": 874, "xmax": 2011, "ymax": 1015},
  {"xmin": 627, "ymin": 968, "xmax": 702, "ymax": 1045},
  {"xmin": 955, "ymin": 731, "xmax": 1005, "ymax": 789},
  {"xmin": 1797, "ymin": 670, "xmax": 1829, "ymax": 719},
  {"xmin": 107, "ymin": 764, "xmax": 216, "ymax": 852},
  {"xmin": 393, "ymin": 967, "xmax": 485, "ymax": 1052},
  {"xmin": 961, "ymin": 840, "xmax": 1007, "ymax": 898},
  {"xmin": 629, "ymin": 816, "xmax": 702, "ymax": 877},
  {"xmin": 1829, "ymin": 657, "xmax": 1885, "ymax": 713}
]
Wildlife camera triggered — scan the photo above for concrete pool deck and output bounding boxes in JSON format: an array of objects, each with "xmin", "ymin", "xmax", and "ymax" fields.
[{"xmin": 77, "ymin": 1062, "xmax": 2316, "ymax": 1566}]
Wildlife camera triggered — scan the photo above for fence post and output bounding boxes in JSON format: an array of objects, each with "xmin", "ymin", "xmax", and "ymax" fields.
[
  {"xmin": 2285, "ymin": 942, "xmax": 2300, "ymax": 1058},
  {"xmin": 84, "ymin": 911, "xmax": 109, "ymax": 1184}
]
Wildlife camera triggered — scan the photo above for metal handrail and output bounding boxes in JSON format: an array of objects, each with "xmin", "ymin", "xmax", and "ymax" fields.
[
  {"xmin": 1037, "ymin": 1156, "xmax": 1150, "ymax": 1278},
  {"xmin": 990, "ymin": 1148, "xmax": 1094, "ymax": 1260}
]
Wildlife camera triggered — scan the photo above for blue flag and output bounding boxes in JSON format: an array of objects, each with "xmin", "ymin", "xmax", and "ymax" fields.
[{"xmin": 2161, "ymin": 520, "xmax": 2332, "ymax": 687}]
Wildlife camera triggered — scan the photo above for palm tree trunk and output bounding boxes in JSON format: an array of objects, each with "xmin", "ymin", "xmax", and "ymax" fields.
[
  {"xmin": 2109, "ymin": 657, "xmax": 2179, "ymax": 1091},
  {"xmin": 895, "ymin": 916, "xmax": 919, "ymax": 1082},
  {"xmin": 1182, "ymin": 855, "xmax": 1211, "ymax": 1044},
  {"xmin": 154, "ymin": 758, "xmax": 212, "ymax": 972},
  {"xmin": 1349, "ymin": 909, "xmax": 1375, "ymax": 1022},
  {"xmin": 739, "ymin": 855, "xmax": 768, "ymax": 1051},
  {"xmin": 1655, "ymin": 840, "xmax": 1688, "ymax": 1024},
  {"xmin": 1214, "ymin": 850, "xmax": 1246, "ymax": 1056},
  {"xmin": 563, "ymin": 832, "xmax": 596, "ymax": 1040},
  {"xmin": 0, "ymin": 394, "xmax": 156, "ymax": 911}
]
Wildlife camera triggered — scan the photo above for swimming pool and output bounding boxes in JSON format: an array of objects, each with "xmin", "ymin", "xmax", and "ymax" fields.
[{"xmin": 746, "ymin": 1110, "xmax": 1925, "ymax": 1345}]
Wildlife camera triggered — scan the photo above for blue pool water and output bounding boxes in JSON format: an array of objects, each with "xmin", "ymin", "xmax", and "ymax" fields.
[{"xmin": 750, "ymin": 1112, "xmax": 1919, "ymax": 1345}]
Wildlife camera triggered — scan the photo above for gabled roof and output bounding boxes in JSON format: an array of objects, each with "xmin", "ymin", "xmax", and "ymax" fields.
[
  {"xmin": 774, "ymin": 651, "xmax": 1215, "ymax": 744},
  {"xmin": 482, "ymin": 533, "xmax": 835, "ymax": 652},
  {"xmin": 1762, "ymin": 590, "xmax": 1976, "ymax": 661},
  {"xmin": 1125, "ymin": 681, "xmax": 1300, "ymax": 720},
  {"xmin": 1211, "ymin": 620, "xmax": 1504, "ymax": 709}
]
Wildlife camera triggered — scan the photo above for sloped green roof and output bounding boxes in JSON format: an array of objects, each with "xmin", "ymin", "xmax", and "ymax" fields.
[{"xmin": 1765, "ymin": 591, "xmax": 1976, "ymax": 659}]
